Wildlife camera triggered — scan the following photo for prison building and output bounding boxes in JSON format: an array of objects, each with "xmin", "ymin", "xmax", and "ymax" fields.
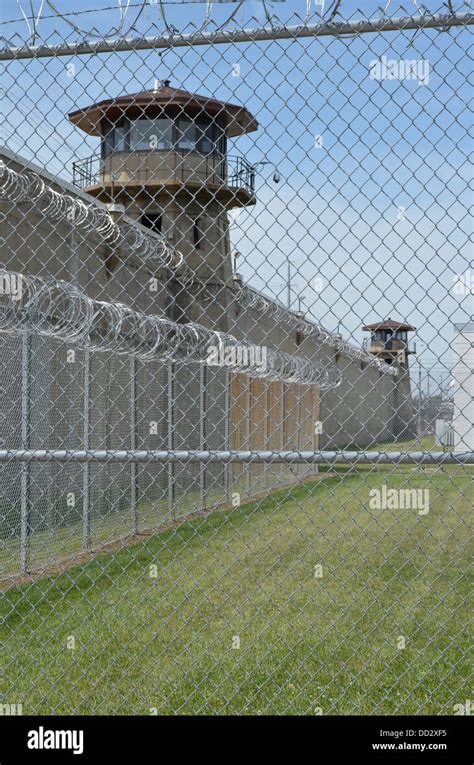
[{"xmin": 452, "ymin": 323, "xmax": 474, "ymax": 450}]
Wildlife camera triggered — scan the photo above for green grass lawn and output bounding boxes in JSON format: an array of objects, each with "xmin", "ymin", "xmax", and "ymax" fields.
[{"xmin": 1, "ymin": 464, "xmax": 471, "ymax": 715}]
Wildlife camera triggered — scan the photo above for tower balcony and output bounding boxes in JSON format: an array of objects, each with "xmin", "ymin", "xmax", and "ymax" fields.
[
  {"xmin": 72, "ymin": 150, "xmax": 256, "ymax": 208},
  {"xmin": 362, "ymin": 338, "xmax": 416, "ymax": 355}
]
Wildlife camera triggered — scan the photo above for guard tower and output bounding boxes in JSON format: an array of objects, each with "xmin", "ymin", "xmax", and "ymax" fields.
[
  {"xmin": 69, "ymin": 82, "xmax": 258, "ymax": 309},
  {"xmin": 363, "ymin": 318, "xmax": 417, "ymax": 438},
  {"xmin": 362, "ymin": 318, "xmax": 416, "ymax": 367}
]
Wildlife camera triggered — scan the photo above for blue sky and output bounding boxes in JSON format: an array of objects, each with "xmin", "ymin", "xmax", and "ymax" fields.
[{"xmin": 1, "ymin": 1, "xmax": 472, "ymax": 388}]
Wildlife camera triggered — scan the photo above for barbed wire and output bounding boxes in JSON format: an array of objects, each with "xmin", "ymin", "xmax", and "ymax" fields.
[
  {"xmin": 3, "ymin": 0, "xmax": 459, "ymax": 48},
  {"xmin": 0, "ymin": 270, "xmax": 341, "ymax": 386},
  {"xmin": 233, "ymin": 283, "xmax": 400, "ymax": 376},
  {"xmin": 0, "ymin": 160, "xmax": 191, "ymax": 279},
  {"xmin": 14, "ymin": 0, "xmax": 148, "ymax": 42},
  {"xmin": 0, "ymin": 160, "xmax": 399, "ymax": 376}
]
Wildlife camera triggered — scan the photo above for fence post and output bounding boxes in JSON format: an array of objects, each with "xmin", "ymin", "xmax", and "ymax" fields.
[
  {"xmin": 83, "ymin": 348, "xmax": 90, "ymax": 549},
  {"xmin": 199, "ymin": 365, "xmax": 206, "ymax": 512},
  {"xmin": 264, "ymin": 381, "xmax": 270, "ymax": 489},
  {"xmin": 167, "ymin": 362, "xmax": 174, "ymax": 518},
  {"xmin": 224, "ymin": 369, "xmax": 230, "ymax": 503},
  {"xmin": 246, "ymin": 378, "xmax": 251, "ymax": 498},
  {"xmin": 20, "ymin": 333, "xmax": 30, "ymax": 573},
  {"xmin": 130, "ymin": 355, "xmax": 137, "ymax": 533}
]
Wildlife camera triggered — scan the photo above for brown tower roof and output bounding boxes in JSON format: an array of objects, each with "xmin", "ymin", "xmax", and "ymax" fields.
[
  {"xmin": 362, "ymin": 318, "xmax": 416, "ymax": 332},
  {"xmin": 68, "ymin": 83, "xmax": 258, "ymax": 138}
]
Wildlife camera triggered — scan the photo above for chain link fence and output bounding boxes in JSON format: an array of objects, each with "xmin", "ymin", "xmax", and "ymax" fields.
[{"xmin": 0, "ymin": 1, "xmax": 472, "ymax": 716}]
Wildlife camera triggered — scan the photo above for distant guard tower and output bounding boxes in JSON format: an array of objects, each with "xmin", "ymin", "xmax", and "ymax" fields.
[
  {"xmin": 363, "ymin": 318, "xmax": 417, "ymax": 439},
  {"xmin": 362, "ymin": 318, "xmax": 416, "ymax": 367},
  {"xmin": 69, "ymin": 81, "xmax": 258, "ymax": 323}
]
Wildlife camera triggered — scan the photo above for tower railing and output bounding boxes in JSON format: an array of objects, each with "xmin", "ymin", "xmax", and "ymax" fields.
[
  {"xmin": 72, "ymin": 153, "xmax": 101, "ymax": 189},
  {"xmin": 72, "ymin": 151, "xmax": 255, "ymax": 193}
]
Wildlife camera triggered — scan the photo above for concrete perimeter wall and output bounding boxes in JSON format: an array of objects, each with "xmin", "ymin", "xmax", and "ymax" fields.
[{"xmin": 0, "ymin": 150, "xmax": 415, "ymax": 576}]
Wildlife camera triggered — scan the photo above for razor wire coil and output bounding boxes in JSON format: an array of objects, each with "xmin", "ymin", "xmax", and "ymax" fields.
[
  {"xmin": 0, "ymin": 161, "xmax": 189, "ymax": 276},
  {"xmin": 0, "ymin": 161, "xmax": 396, "ymax": 375},
  {"xmin": 0, "ymin": 270, "xmax": 341, "ymax": 387},
  {"xmin": 234, "ymin": 284, "xmax": 399, "ymax": 376}
]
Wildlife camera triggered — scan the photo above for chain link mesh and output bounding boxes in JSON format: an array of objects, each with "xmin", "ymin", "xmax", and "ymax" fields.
[{"xmin": 0, "ymin": 1, "xmax": 472, "ymax": 716}]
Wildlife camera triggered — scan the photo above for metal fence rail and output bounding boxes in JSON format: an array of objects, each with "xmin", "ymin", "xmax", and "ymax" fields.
[
  {"xmin": 1, "ymin": 449, "xmax": 473, "ymax": 464},
  {"xmin": 0, "ymin": 2, "xmax": 471, "ymax": 717},
  {"xmin": 1, "ymin": 11, "xmax": 472, "ymax": 60}
]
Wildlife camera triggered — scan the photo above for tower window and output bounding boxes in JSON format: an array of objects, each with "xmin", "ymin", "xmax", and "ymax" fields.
[
  {"xmin": 177, "ymin": 118, "xmax": 196, "ymax": 151},
  {"xmin": 193, "ymin": 218, "xmax": 203, "ymax": 249},
  {"xmin": 140, "ymin": 214, "xmax": 162, "ymax": 234},
  {"xmin": 196, "ymin": 120, "xmax": 216, "ymax": 154},
  {"xmin": 131, "ymin": 118, "xmax": 172, "ymax": 151},
  {"xmin": 101, "ymin": 123, "xmax": 127, "ymax": 156},
  {"xmin": 101, "ymin": 116, "xmax": 223, "ymax": 157}
]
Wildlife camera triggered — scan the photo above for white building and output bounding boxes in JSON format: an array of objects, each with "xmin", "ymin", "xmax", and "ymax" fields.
[{"xmin": 452, "ymin": 323, "xmax": 474, "ymax": 451}]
